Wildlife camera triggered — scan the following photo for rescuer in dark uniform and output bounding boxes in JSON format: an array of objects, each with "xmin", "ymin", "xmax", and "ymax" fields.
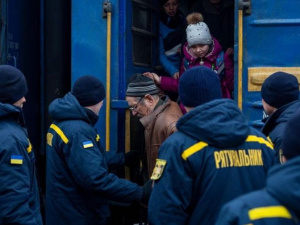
[
  {"xmin": 0, "ymin": 65, "xmax": 43, "ymax": 225},
  {"xmin": 261, "ymin": 71, "xmax": 300, "ymax": 164},
  {"xmin": 216, "ymin": 108, "xmax": 300, "ymax": 225},
  {"xmin": 148, "ymin": 66, "xmax": 276, "ymax": 225},
  {"xmin": 46, "ymin": 75, "xmax": 151, "ymax": 225}
]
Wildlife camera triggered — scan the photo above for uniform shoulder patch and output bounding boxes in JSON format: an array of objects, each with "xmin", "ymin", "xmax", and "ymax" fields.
[
  {"xmin": 83, "ymin": 140, "xmax": 94, "ymax": 149},
  {"xmin": 47, "ymin": 133, "xmax": 53, "ymax": 146},
  {"xmin": 27, "ymin": 139, "xmax": 32, "ymax": 153},
  {"xmin": 151, "ymin": 159, "xmax": 167, "ymax": 180}
]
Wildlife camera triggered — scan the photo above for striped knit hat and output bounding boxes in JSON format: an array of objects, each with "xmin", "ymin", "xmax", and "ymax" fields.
[{"xmin": 126, "ymin": 73, "xmax": 159, "ymax": 97}]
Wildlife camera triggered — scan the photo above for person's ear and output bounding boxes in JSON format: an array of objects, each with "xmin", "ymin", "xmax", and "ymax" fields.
[
  {"xmin": 281, "ymin": 155, "xmax": 288, "ymax": 164},
  {"xmin": 144, "ymin": 94, "xmax": 153, "ymax": 103}
]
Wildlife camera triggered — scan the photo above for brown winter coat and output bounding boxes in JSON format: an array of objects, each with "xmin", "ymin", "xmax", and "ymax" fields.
[{"xmin": 140, "ymin": 97, "xmax": 182, "ymax": 177}]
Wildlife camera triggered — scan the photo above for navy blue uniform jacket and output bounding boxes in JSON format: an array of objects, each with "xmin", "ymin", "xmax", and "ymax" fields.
[
  {"xmin": 148, "ymin": 99, "xmax": 275, "ymax": 225},
  {"xmin": 46, "ymin": 93, "xmax": 142, "ymax": 225},
  {"xmin": 216, "ymin": 156, "xmax": 300, "ymax": 225},
  {"xmin": 0, "ymin": 103, "xmax": 42, "ymax": 224},
  {"xmin": 262, "ymin": 100, "xmax": 300, "ymax": 163}
]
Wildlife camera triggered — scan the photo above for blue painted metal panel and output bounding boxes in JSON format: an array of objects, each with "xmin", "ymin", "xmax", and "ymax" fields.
[
  {"xmin": 235, "ymin": 0, "xmax": 300, "ymax": 125},
  {"xmin": 117, "ymin": 0, "xmax": 127, "ymax": 152},
  {"xmin": 71, "ymin": 0, "xmax": 120, "ymax": 152},
  {"xmin": 111, "ymin": 100, "xmax": 129, "ymax": 109}
]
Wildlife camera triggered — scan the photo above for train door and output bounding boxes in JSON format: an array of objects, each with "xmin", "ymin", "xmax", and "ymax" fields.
[
  {"xmin": 123, "ymin": 0, "xmax": 160, "ymax": 183},
  {"xmin": 235, "ymin": 0, "xmax": 300, "ymax": 127},
  {"xmin": 71, "ymin": 0, "xmax": 159, "ymax": 154},
  {"xmin": 71, "ymin": 1, "xmax": 159, "ymax": 223}
]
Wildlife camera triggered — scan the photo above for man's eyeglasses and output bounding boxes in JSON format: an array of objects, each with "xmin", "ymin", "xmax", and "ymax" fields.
[{"xmin": 129, "ymin": 97, "xmax": 144, "ymax": 111}]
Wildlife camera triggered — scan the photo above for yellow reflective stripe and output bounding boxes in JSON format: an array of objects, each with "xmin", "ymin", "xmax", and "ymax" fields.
[
  {"xmin": 50, "ymin": 124, "xmax": 69, "ymax": 144},
  {"xmin": 181, "ymin": 135, "xmax": 272, "ymax": 160},
  {"xmin": 182, "ymin": 142, "xmax": 208, "ymax": 160},
  {"xmin": 267, "ymin": 136, "xmax": 273, "ymax": 145},
  {"xmin": 27, "ymin": 140, "xmax": 32, "ymax": 153},
  {"xmin": 96, "ymin": 134, "xmax": 100, "ymax": 142},
  {"xmin": 246, "ymin": 135, "xmax": 273, "ymax": 149},
  {"xmin": 249, "ymin": 206, "xmax": 292, "ymax": 220}
]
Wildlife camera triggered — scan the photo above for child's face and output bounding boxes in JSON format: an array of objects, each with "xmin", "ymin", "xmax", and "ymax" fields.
[
  {"xmin": 190, "ymin": 44, "xmax": 210, "ymax": 58},
  {"xmin": 163, "ymin": 0, "xmax": 179, "ymax": 17}
]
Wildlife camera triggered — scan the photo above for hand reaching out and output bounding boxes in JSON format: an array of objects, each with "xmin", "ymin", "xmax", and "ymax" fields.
[
  {"xmin": 143, "ymin": 72, "xmax": 161, "ymax": 85},
  {"xmin": 226, "ymin": 47, "xmax": 234, "ymax": 56},
  {"xmin": 173, "ymin": 72, "xmax": 179, "ymax": 79}
]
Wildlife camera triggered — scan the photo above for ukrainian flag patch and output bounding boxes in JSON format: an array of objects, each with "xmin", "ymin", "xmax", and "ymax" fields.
[
  {"xmin": 83, "ymin": 141, "xmax": 93, "ymax": 149},
  {"xmin": 10, "ymin": 155, "xmax": 23, "ymax": 165}
]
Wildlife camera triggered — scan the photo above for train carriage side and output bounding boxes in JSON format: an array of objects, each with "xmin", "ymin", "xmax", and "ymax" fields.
[
  {"xmin": 71, "ymin": 0, "xmax": 300, "ymax": 156},
  {"xmin": 236, "ymin": 0, "xmax": 300, "ymax": 127}
]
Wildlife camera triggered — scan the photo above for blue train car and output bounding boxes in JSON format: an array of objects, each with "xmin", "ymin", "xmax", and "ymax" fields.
[
  {"xmin": 71, "ymin": 0, "xmax": 300, "ymax": 154},
  {"xmin": 71, "ymin": 0, "xmax": 161, "ymax": 154},
  {"xmin": 3, "ymin": 0, "xmax": 300, "ymax": 159},
  {"xmin": 235, "ymin": 0, "xmax": 300, "ymax": 128}
]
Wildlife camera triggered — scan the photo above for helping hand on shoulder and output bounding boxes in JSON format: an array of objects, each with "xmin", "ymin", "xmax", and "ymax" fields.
[{"xmin": 143, "ymin": 72, "xmax": 161, "ymax": 85}]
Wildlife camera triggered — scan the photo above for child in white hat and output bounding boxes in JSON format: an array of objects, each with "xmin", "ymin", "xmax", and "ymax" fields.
[{"xmin": 145, "ymin": 13, "xmax": 234, "ymax": 114}]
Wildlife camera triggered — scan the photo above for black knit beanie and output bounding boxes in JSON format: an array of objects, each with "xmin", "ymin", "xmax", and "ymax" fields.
[
  {"xmin": 261, "ymin": 72, "xmax": 299, "ymax": 109},
  {"xmin": 179, "ymin": 66, "xmax": 222, "ymax": 107},
  {"xmin": 282, "ymin": 109, "xmax": 300, "ymax": 160},
  {"xmin": 126, "ymin": 73, "xmax": 159, "ymax": 97},
  {"xmin": 72, "ymin": 75, "xmax": 105, "ymax": 106},
  {"xmin": 0, "ymin": 65, "xmax": 28, "ymax": 104}
]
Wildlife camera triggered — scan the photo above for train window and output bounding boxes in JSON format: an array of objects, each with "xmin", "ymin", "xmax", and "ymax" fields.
[
  {"xmin": 132, "ymin": 30, "xmax": 152, "ymax": 66},
  {"xmin": 131, "ymin": 0, "xmax": 157, "ymax": 67},
  {"xmin": 132, "ymin": 2, "xmax": 152, "ymax": 31}
]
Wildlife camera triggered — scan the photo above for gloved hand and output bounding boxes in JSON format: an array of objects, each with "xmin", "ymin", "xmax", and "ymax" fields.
[
  {"xmin": 141, "ymin": 179, "xmax": 153, "ymax": 206},
  {"xmin": 125, "ymin": 150, "xmax": 140, "ymax": 168}
]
